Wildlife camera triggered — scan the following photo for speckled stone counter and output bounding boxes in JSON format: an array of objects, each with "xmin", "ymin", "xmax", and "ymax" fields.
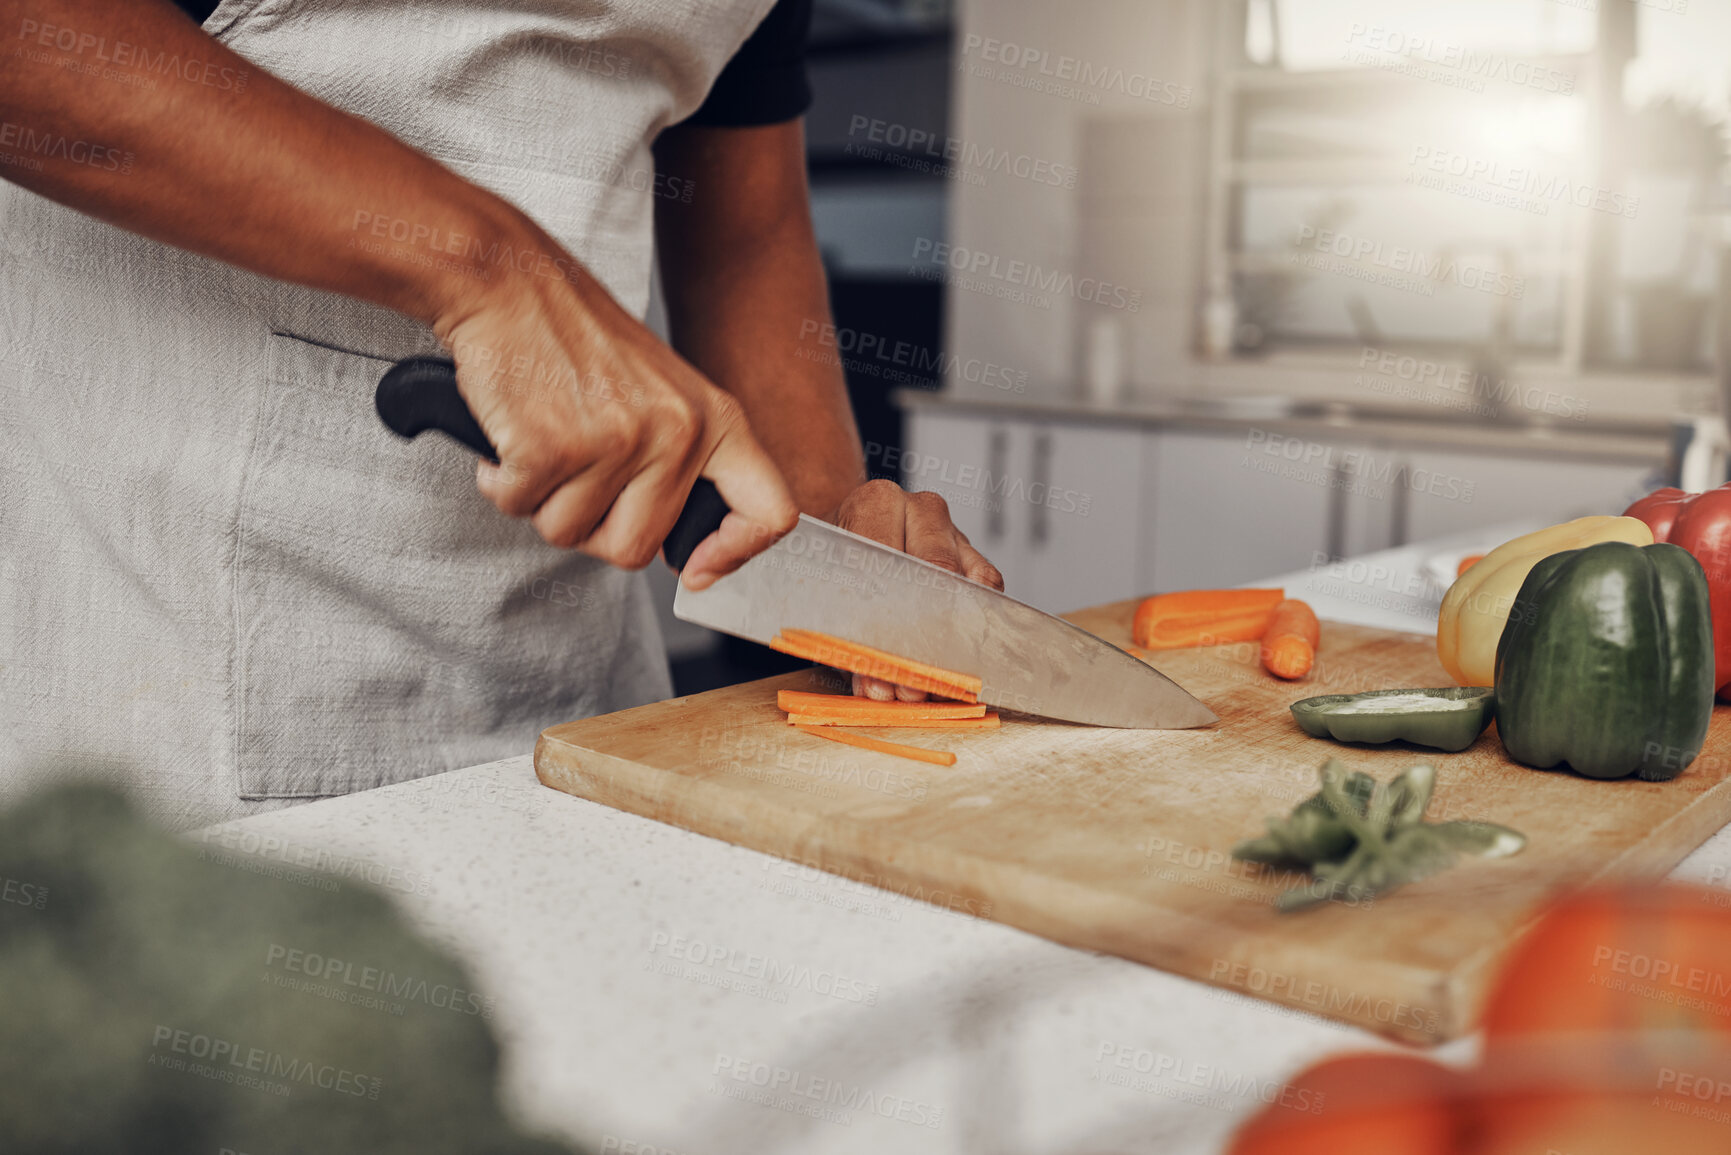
[{"xmin": 196, "ymin": 531, "xmax": 1731, "ymax": 1155}]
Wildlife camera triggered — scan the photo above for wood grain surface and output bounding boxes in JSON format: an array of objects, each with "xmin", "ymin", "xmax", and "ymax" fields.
[{"xmin": 535, "ymin": 599, "xmax": 1731, "ymax": 1042}]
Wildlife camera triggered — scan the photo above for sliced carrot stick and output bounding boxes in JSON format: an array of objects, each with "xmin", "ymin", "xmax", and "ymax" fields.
[
  {"xmin": 770, "ymin": 637, "xmax": 977, "ymax": 701},
  {"xmin": 778, "ymin": 630, "xmax": 983, "ymax": 695},
  {"xmin": 775, "ymin": 691, "xmax": 985, "ymax": 719},
  {"xmin": 1457, "ymin": 553, "xmax": 1486, "ymax": 576},
  {"xmin": 1132, "ymin": 588, "xmax": 1285, "ymax": 650},
  {"xmin": 787, "ymin": 713, "xmax": 1000, "ymax": 730},
  {"xmin": 787, "ymin": 711, "xmax": 996, "ymax": 727},
  {"xmin": 791, "ymin": 724, "xmax": 958, "ymax": 766},
  {"xmin": 769, "ymin": 630, "xmax": 981, "ymax": 702},
  {"xmin": 1260, "ymin": 598, "xmax": 1320, "ymax": 680},
  {"xmin": 785, "ymin": 706, "xmax": 990, "ymax": 723}
]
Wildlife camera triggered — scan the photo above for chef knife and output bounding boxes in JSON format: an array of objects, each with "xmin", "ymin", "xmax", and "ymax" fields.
[{"xmin": 376, "ymin": 356, "xmax": 1217, "ymax": 729}]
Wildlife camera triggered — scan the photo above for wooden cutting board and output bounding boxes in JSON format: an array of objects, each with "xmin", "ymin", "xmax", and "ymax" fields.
[{"xmin": 535, "ymin": 600, "xmax": 1731, "ymax": 1043}]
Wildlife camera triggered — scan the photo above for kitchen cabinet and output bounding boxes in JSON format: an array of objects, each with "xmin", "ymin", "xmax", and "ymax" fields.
[
  {"xmin": 896, "ymin": 409, "xmax": 1001, "ymax": 545},
  {"xmin": 903, "ymin": 404, "xmax": 1671, "ymax": 610},
  {"xmin": 1144, "ymin": 428, "xmax": 1409, "ymax": 590},
  {"xmin": 1018, "ymin": 424, "xmax": 1145, "ymax": 614},
  {"xmin": 901, "ymin": 413, "xmax": 1144, "ymax": 615},
  {"xmin": 904, "ymin": 413, "xmax": 1389, "ymax": 606},
  {"xmin": 1142, "ymin": 431, "xmax": 1336, "ymax": 591},
  {"xmin": 1399, "ymin": 451, "xmax": 1656, "ymax": 544}
]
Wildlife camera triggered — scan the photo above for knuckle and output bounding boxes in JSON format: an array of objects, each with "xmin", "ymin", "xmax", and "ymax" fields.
[
  {"xmin": 609, "ymin": 526, "xmax": 661, "ymax": 571},
  {"xmin": 908, "ymin": 489, "xmax": 950, "ymax": 517},
  {"xmin": 657, "ymin": 396, "xmax": 704, "ymax": 457},
  {"xmin": 705, "ymin": 389, "xmax": 745, "ymax": 428},
  {"xmin": 535, "ymin": 511, "xmax": 587, "ymax": 551},
  {"xmin": 492, "ymin": 461, "xmax": 531, "ymax": 494},
  {"xmin": 547, "ymin": 525, "xmax": 585, "ymax": 551},
  {"xmin": 482, "ymin": 475, "xmax": 534, "ymax": 516},
  {"xmin": 600, "ymin": 537, "xmax": 657, "ymax": 571},
  {"xmin": 858, "ymin": 477, "xmax": 903, "ymax": 506}
]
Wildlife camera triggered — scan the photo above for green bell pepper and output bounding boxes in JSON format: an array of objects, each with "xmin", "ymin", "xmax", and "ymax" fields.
[
  {"xmin": 1289, "ymin": 687, "xmax": 1495, "ymax": 753},
  {"xmin": 1495, "ymin": 540, "xmax": 1714, "ymax": 781}
]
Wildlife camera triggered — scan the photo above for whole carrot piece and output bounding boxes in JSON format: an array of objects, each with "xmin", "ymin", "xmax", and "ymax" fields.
[
  {"xmin": 1132, "ymin": 588, "xmax": 1285, "ymax": 650},
  {"xmin": 1261, "ymin": 599, "xmax": 1320, "ymax": 680}
]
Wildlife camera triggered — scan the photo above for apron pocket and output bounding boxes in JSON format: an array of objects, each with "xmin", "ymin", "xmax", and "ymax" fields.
[{"xmin": 231, "ymin": 331, "xmax": 489, "ymax": 799}]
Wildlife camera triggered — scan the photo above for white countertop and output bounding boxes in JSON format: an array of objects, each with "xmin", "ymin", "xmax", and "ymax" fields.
[{"xmin": 197, "ymin": 531, "xmax": 1731, "ymax": 1155}]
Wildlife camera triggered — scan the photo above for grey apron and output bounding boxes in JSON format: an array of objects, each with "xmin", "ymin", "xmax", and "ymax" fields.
[{"xmin": 0, "ymin": 0, "xmax": 776, "ymax": 828}]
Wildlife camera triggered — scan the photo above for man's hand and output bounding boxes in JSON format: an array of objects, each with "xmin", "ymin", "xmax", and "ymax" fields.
[
  {"xmin": 0, "ymin": 0, "xmax": 799, "ymax": 583},
  {"xmin": 830, "ymin": 480, "xmax": 1005, "ymax": 701},
  {"xmin": 435, "ymin": 261, "xmax": 798, "ymax": 586}
]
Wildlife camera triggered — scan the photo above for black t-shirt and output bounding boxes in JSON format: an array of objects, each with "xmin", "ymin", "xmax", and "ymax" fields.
[{"xmin": 166, "ymin": 0, "xmax": 812, "ymax": 125}]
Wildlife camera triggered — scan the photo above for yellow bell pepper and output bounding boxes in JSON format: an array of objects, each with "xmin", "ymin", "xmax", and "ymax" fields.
[{"xmin": 1437, "ymin": 516, "xmax": 1654, "ymax": 685}]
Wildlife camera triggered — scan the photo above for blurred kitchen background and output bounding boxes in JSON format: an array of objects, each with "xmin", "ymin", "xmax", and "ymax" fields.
[{"xmin": 658, "ymin": 0, "xmax": 1731, "ymax": 692}]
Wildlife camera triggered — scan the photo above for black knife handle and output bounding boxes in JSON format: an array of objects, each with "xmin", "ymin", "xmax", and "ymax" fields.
[
  {"xmin": 661, "ymin": 478, "xmax": 731, "ymax": 573},
  {"xmin": 375, "ymin": 356, "xmax": 732, "ymax": 572},
  {"xmin": 376, "ymin": 356, "xmax": 499, "ymax": 462}
]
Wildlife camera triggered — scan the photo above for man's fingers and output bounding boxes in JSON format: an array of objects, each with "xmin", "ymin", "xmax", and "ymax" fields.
[
  {"xmin": 902, "ymin": 490, "xmax": 964, "ymax": 575},
  {"xmin": 529, "ymin": 466, "xmax": 632, "ymax": 553},
  {"xmin": 477, "ymin": 454, "xmax": 567, "ymax": 516},
  {"xmin": 679, "ymin": 414, "xmax": 798, "ymax": 589},
  {"xmin": 678, "ymin": 509, "xmax": 792, "ymax": 590},
  {"xmin": 582, "ymin": 463, "xmax": 700, "ymax": 571},
  {"xmin": 813, "ymin": 481, "xmax": 1006, "ymax": 702},
  {"xmin": 833, "ymin": 478, "xmax": 908, "ymax": 550},
  {"xmin": 957, "ymin": 536, "xmax": 1005, "ymax": 591},
  {"xmin": 846, "ymin": 673, "xmax": 929, "ymax": 702},
  {"xmin": 856, "ymin": 675, "xmax": 897, "ymax": 702},
  {"xmin": 458, "ymin": 355, "xmax": 571, "ymax": 515}
]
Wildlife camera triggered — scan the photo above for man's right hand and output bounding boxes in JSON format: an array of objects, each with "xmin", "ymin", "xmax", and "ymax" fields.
[
  {"xmin": 434, "ymin": 262, "xmax": 798, "ymax": 586},
  {"xmin": 0, "ymin": 0, "xmax": 797, "ymax": 584}
]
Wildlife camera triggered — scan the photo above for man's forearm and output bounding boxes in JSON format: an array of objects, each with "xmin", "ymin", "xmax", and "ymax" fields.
[
  {"xmin": 0, "ymin": 0, "xmax": 539, "ymax": 332},
  {"xmin": 0, "ymin": 4, "xmax": 806, "ymax": 575},
  {"xmin": 653, "ymin": 120, "xmax": 866, "ymax": 520}
]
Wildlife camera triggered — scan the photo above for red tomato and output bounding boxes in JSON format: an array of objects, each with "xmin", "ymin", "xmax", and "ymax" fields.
[{"xmin": 1625, "ymin": 485, "xmax": 1731, "ymax": 695}]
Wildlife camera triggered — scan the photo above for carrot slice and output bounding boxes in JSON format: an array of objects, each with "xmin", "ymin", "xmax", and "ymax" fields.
[
  {"xmin": 780, "ymin": 705, "xmax": 987, "ymax": 718},
  {"xmin": 778, "ymin": 630, "xmax": 983, "ymax": 695},
  {"xmin": 787, "ymin": 712, "xmax": 1000, "ymax": 730},
  {"xmin": 1457, "ymin": 553, "xmax": 1485, "ymax": 576},
  {"xmin": 785, "ymin": 711, "xmax": 991, "ymax": 726},
  {"xmin": 1260, "ymin": 598, "xmax": 1320, "ymax": 680},
  {"xmin": 775, "ymin": 692, "xmax": 985, "ymax": 719},
  {"xmin": 1132, "ymin": 588, "xmax": 1284, "ymax": 650},
  {"xmin": 769, "ymin": 630, "xmax": 981, "ymax": 702},
  {"xmin": 791, "ymin": 724, "xmax": 958, "ymax": 766}
]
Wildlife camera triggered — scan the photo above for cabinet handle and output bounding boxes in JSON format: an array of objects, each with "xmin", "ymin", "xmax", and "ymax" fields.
[
  {"xmin": 1390, "ymin": 458, "xmax": 1411, "ymax": 549},
  {"xmin": 1031, "ymin": 430, "xmax": 1052, "ymax": 548},
  {"xmin": 1326, "ymin": 458, "xmax": 1347, "ymax": 563},
  {"xmin": 986, "ymin": 426, "xmax": 1007, "ymax": 542}
]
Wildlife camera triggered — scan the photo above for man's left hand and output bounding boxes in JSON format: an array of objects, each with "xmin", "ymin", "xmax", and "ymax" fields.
[{"xmin": 828, "ymin": 479, "xmax": 1005, "ymax": 701}]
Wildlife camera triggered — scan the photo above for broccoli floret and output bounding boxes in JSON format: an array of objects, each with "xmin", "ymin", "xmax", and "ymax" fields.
[{"xmin": 0, "ymin": 783, "xmax": 581, "ymax": 1155}]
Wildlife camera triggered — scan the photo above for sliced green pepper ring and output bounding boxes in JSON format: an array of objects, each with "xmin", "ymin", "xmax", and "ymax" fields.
[{"xmin": 1290, "ymin": 687, "xmax": 1496, "ymax": 753}]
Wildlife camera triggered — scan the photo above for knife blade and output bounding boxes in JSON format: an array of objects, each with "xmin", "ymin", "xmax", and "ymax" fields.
[
  {"xmin": 375, "ymin": 356, "xmax": 1215, "ymax": 729},
  {"xmin": 674, "ymin": 516, "xmax": 1218, "ymax": 729}
]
